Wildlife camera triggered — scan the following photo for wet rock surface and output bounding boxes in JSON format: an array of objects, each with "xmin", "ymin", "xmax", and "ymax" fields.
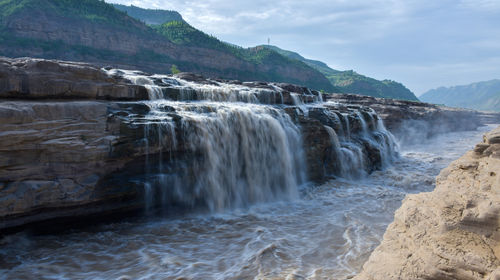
[
  {"xmin": 0, "ymin": 57, "xmax": 491, "ymax": 230},
  {"xmin": 354, "ymin": 126, "xmax": 500, "ymax": 280},
  {"xmin": 326, "ymin": 93, "xmax": 500, "ymax": 141}
]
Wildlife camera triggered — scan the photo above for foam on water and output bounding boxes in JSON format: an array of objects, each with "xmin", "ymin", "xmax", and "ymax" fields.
[
  {"xmin": 0, "ymin": 123, "xmax": 492, "ymax": 279},
  {"xmin": 141, "ymin": 100, "xmax": 307, "ymax": 211},
  {"xmin": 4, "ymin": 69, "xmax": 478, "ymax": 279},
  {"xmin": 109, "ymin": 70, "xmax": 399, "ymax": 211}
]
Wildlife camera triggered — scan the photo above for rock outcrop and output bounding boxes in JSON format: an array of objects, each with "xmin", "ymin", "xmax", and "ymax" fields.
[
  {"xmin": 326, "ymin": 93, "xmax": 498, "ymax": 139},
  {"xmin": 0, "ymin": 57, "xmax": 148, "ymax": 100},
  {"xmin": 0, "ymin": 57, "xmax": 490, "ymax": 231},
  {"xmin": 0, "ymin": 100, "xmax": 146, "ymax": 229},
  {"xmin": 0, "ymin": 57, "xmax": 396, "ymax": 230},
  {"xmin": 355, "ymin": 126, "xmax": 500, "ymax": 280}
]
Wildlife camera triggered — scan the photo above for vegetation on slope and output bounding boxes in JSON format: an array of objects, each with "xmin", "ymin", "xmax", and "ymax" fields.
[
  {"xmin": 420, "ymin": 79, "xmax": 500, "ymax": 111},
  {"xmin": 264, "ymin": 45, "xmax": 341, "ymax": 76},
  {"xmin": 0, "ymin": 0, "xmax": 143, "ymax": 28},
  {"xmin": 153, "ymin": 21, "xmax": 313, "ymax": 66},
  {"xmin": 153, "ymin": 21, "xmax": 229, "ymax": 49},
  {"xmin": 0, "ymin": 0, "xmax": 334, "ymax": 91},
  {"xmin": 261, "ymin": 45, "xmax": 419, "ymax": 101},
  {"xmin": 326, "ymin": 70, "xmax": 417, "ymax": 101},
  {"xmin": 113, "ymin": 4, "xmax": 183, "ymax": 25}
]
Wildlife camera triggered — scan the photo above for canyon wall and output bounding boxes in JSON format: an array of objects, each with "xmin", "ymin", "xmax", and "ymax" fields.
[{"xmin": 354, "ymin": 126, "xmax": 500, "ymax": 280}]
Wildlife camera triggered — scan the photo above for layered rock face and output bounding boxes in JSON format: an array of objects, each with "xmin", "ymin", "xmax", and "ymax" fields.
[
  {"xmin": 0, "ymin": 57, "xmax": 148, "ymax": 100},
  {"xmin": 0, "ymin": 57, "xmax": 400, "ymax": 230},
  {"xmin": 355, "ymin": 126, "xmax": 500, "ymax": 280},
  {"xmin": 0, "ymin": 57, "xmax": 492, "ymax": 231}
]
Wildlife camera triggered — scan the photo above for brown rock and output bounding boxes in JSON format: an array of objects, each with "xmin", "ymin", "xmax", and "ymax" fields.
[
  {"xmin": 326, "ymin": 93, "xmax": 496, "ymax": 138},
  {"xmin": 0, "ymin": 57, "xmax": 148, "ymax": 100},
  {"xmin": 354, "ymin": 126, "xmax": 500, "ymax": 280}
]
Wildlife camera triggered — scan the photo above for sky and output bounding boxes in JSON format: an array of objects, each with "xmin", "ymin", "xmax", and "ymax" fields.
[{"xmin": 106, "ymin": 0, "xmax": 500, "ymax": 95}]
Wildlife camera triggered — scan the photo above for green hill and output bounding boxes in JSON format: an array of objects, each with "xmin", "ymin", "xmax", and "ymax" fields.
[
  {"xmin": 262, "ymin": 45, "xmax": 419, "ymax": 101},
  {"xmin": 0, "ymin": 0, "xmax": 145, "ymax": 28},
  {"xmin": 420, "ymin": 80, "xmax": 500, "ymax": 111},
  {"xmin": 0, "ymin": 0, "xmax": 334, "ymax": 91},
  {"xmin": 263, "ymin": 45, "xmax": 341, "ymax": 76},
  {"xmin": 152, "ymin": 21, "xmax": 312, "ymax": 68},
  {"xmin": 113, "ymin": 4, "xmax": 184, "ymax": 25}
]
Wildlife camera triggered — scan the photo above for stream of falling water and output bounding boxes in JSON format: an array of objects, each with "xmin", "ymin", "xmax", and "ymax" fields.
[{"xmin": 0, "ymin": 125, "xmax": 493, "ymax": 280}]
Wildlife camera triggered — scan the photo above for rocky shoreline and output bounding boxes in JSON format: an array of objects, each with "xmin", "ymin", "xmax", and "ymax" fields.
[
  {"xmin": 0, "ymin": 57, "xmax": 497, "ymax": 232},
  {"xmin": 354, "ymin": 126, "xmax": 500, "ymax": 280}
]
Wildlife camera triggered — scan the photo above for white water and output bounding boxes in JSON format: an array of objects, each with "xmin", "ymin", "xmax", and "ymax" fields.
[
  {"xmin": 142, "ymin": 101, "xmax": 306, "ymax": 211},
  {"xmin": 0, "ymin": 69, "xmax": 488, "ymax": 279},
  {"xmin": 113, "ymin": 70, "xmax": 397, "ymax": 211},
  {"xmin": 0, "ymin": 125, "xmax": 492, "ymax": 280}
]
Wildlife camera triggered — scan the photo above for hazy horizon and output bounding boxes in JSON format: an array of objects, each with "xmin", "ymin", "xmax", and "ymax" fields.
[{"xmin": 107, "ymin": 0, "xmax": 500, "ymax": 95}]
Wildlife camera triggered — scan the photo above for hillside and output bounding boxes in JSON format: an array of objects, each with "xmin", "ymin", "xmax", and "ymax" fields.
[
  {"xmin": 0, "ymin": 0, "xmax": 334, "ymax": 91},
  {"xmin": 420, "ymin": 79, "xmax": 500, "ymax": 111},
  {"xmin": 113, "ymin": 4, "xmax": 183, "ymax": 25},
  {"xmin": 263, "ymin": 45, "xmax": 341, "ymax": 76},
  {"xmin": 262, "ymin": 45, "xmax": 419, "ymax": 101}
]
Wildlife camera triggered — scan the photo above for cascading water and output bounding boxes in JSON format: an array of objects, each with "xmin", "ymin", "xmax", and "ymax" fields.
[
  {"xmin": 105, "ymin": 68, "xmax": 399, "ymax": 211},
  {"xmin": 5, "ymin": 68, "xmax": 488, "ymax": 280},
  {"xmin": 2, "ymin": 125, "xmax": 491, "ymax": 280},
  {"xmin": 143, "ymin": 101, "xmax": 306, "ymax": 211},
  {"xmin": 325, "ymin": 126, "xmax": 366, "ymax": 179},
  {"xmin": 321, "ymin": 109, "xmax": 398, "ymax": 179}
]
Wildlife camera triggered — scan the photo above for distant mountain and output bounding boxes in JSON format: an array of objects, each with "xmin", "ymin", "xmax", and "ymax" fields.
[
  {"xmin": 420, "ymin": 80, "xmax": 500, "ymax": 111},
  {"xmin": 113, "ymin": 4, "xmax": 184, "ymax": 25},
  {"xmin": 0, "ymin": 0, "xmax": 334, "ymax": 91},
  {"xmin": 262, "ymin": 45, "xmax": 419, "ymax": 101}
]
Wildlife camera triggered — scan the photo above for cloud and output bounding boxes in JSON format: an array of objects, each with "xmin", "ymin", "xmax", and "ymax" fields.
[{"xmin": 106, "ymin": 0, "xmax": 500, "ymax": 94}]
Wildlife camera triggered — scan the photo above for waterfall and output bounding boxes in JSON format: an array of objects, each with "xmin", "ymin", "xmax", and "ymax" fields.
[
  {"xmin": 376, "ymin": 117, "xmax": 400, "ymax": 167},
  {"xmin": 139, "ymin": 101, "xmax": 306, "ymax": 211},
  {"xmin": 291, "ymin": 93, "xmax": 309, "ymax": 116},
  {"xmin": 324, "ymin": 126, "xmax": 366, "ymax": 179},
  {"xmin": 357, "ymin": 111, "xmax": 369, "ymax": 135},
  {"xmin": 106, "ymin": 68, "xmax": 399, "ymax": 211},
  {"xmin": 142, "ymin": 109, "xmax": 177, "ymax": 212}
]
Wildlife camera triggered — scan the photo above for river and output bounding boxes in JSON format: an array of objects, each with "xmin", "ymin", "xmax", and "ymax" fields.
[{"xmin": 0, "ymin": 119, "xmax": 493, "ymax": 279}]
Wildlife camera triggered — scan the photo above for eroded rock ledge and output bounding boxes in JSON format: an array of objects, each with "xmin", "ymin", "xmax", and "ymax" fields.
[
  {"xmin": 0, "ymin": 57, "xmax": 386, "ymax": 230},
  {"xmin": 326, "ymin": 93, "xmax": 500, "ymax": 140},
  {"xmin": 354, "ymin": 126, "xmax": 500, "ymax": 280},
  {"xmin": 0, "ymin": 57, "xmax": 494, "ymax": 231}
]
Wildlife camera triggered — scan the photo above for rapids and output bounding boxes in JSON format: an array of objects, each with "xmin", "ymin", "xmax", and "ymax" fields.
[
  {"xmin": 108, "ymin": 70, "xmax": 398, "ymax": 210},
  {"xmin": 0, "ymin": 125, "xmax": 493, "ymax": 280},
  {"xmin": 0, "ymin": 70, "xmax": 490, "ymax": 279}
]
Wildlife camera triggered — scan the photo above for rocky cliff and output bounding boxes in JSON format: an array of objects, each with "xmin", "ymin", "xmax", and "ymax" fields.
[
  {"xmin": 354, "ymin": 126, "xmax": 500, "ymax": 280},
  {"xmin": 0, "ymin": 57, "xmax": 488, "ymax": 231}
]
